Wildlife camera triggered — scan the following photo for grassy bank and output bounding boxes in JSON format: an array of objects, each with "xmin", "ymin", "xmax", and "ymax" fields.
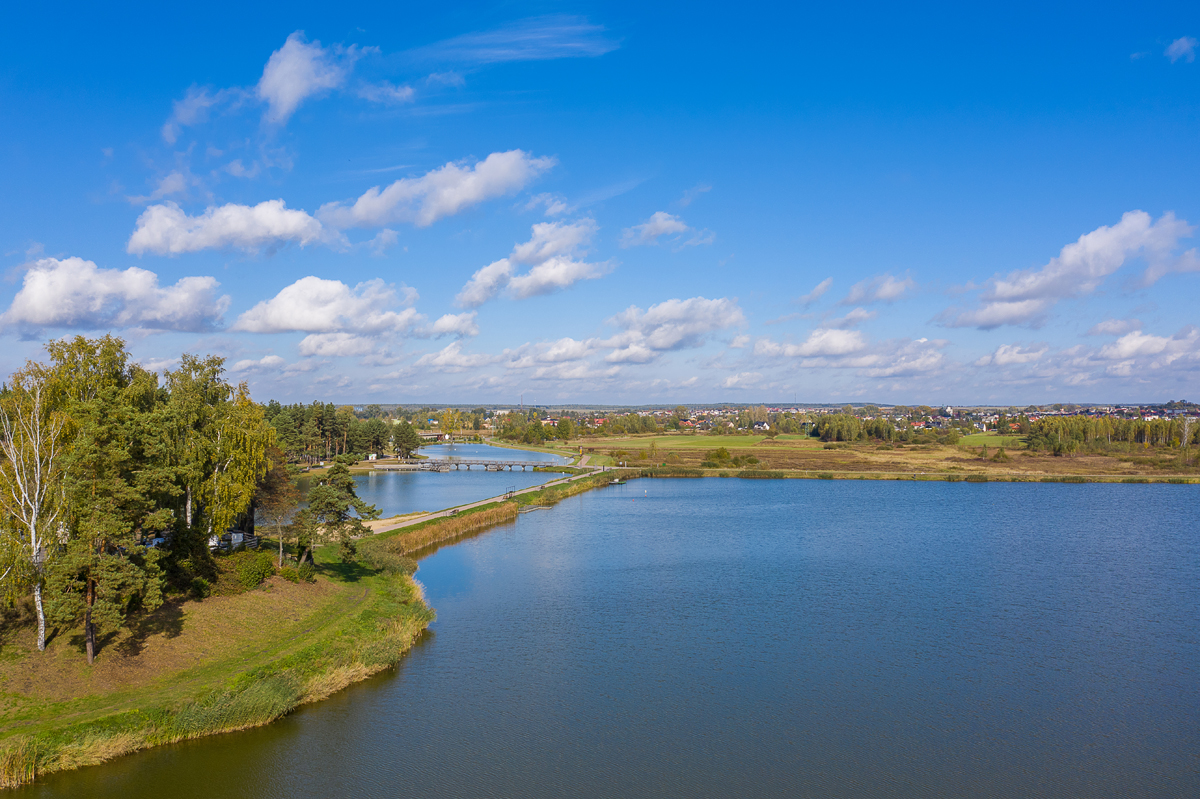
[
  {"xmin": 0, "ymin": 548, "xmax": 433, "ymax": 789},
  {"xmin": 576, "ymin": 433, "xmax": 1200, "ymax": 480},
  {"xmin": 362, "ymin": 502, "xmax": 520, "ymax": 558}
]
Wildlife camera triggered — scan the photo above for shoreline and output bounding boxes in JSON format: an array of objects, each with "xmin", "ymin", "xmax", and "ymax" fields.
[
  {"xmin": 0, "ymin": 468, "xmax": 614, "ymax": 790},
  {"xmin": 4, "ymin": 454, "xmax": 1189, "ymax": 787}
]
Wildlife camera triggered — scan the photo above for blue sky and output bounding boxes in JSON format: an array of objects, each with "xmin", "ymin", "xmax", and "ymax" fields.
[{"xmin": 2, "ymin": 2, "xmax": 1199, "ymax": 405}]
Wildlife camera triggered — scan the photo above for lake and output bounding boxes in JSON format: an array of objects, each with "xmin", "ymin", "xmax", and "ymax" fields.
[
  {"xmin": 304, "ymin": 442, "xmax": 570, "ymax": 517},
  {"xmin": 23, "ymin": 479, "xmax": 1199, "ymax": 798}
]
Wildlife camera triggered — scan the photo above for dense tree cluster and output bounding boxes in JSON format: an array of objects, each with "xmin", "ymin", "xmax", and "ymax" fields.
[
  {"xmin": 0, "ymin": 336, "xmax": 274, "ymax": 663},
  {"xmin": 1028, "ymin": 416, "xmax": 1200, "ymax": 455},
  {"xmin": 264, "ymin": 401, "xmax": 391, "ymax": 462}
]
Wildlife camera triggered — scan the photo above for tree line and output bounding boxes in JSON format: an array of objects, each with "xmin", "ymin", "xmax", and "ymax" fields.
[{"xmin": 0, "ymin": 336, "xmax": 274, "ymax": 663}]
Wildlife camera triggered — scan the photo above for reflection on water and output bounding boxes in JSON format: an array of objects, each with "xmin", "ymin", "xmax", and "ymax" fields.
[
  {"xmin": 22, "ymin": 480, "xmax": 1200, "ymax": 798},
  {"xmin": 300, "ymin": 442, "xmax": 568, "ymax": 517}
]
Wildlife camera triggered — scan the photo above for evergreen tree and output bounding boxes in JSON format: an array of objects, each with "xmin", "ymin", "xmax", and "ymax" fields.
[{"xmin": 307, "ymin": 464, "xmax": 380, "ymax": 562}]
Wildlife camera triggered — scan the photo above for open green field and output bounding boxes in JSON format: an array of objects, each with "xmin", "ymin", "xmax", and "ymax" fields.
[
  {"xmin": 958, "ymin": 433, "xmax": 1026, "ymax": 447},
  {"xmin": 499, "ymin": 433, "xmax": 1200, "ymax": 480}
]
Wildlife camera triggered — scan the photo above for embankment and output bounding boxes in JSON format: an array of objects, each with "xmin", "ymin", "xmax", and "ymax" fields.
[{"xmin": 0, "ymin": 563, "xmax": 432, "ymax": 789}]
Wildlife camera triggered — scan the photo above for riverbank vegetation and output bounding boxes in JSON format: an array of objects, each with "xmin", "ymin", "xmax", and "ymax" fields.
[
  {"xmin": 527, "ymin": 429, "xmax": 1200, "ymax": 480},
  {"xmin": 0, "ymin": 541, "xmax": 433, "ymax": 789},
  {"xmin": 0, "ymin": 336, "xmax": 437, "ymax": 789}
]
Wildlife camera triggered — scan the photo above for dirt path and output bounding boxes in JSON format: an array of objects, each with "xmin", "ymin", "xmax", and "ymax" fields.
[{"xmin": 371, "ymin": 468, "xmax": 603, "ymax": 535}]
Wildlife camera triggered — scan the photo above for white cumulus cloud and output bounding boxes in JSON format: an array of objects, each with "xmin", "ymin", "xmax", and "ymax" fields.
[
  {"xmin": 257, "ymin": 32, "xmax": 362, "ymax": 124},
  {"xmin": 620, "ymin": 211, "xmax": 713, "ymax": 249},
  {"xmin": 842, "ymin": 274, "xmax": 915, "ymax": 305},
  {"xmin": 1166, "ymin": 36, "xmax": 1197, "ymax": 63},
  {"xmin": 319, "ymin": 150, "xmax": 556, "ymax": 229},
  {"xmin": 509, "ymin": 256, "xmax": 611, "ymax": 298},
  {"xmin": 797, "ymin": 277, "xmax": 833, "ymax": 306},
  {"xmin": 414, "ymin": 342, "xmax": 500, "ymax": 372},
  {"xmin": 425, "ymin": 312, "xmax": 479, "ymax": 338},
  {"xmin": 1088, "ymin": 318, "xmax": 1142, "ymax": 336},
  {"xmin": 456, "ymin": 219, "xmax": 606, "ymax": 306},
  {"xmin": 974, "ymin": 344, "xmax": 1049, "ymax": 367},
  {"xmin": 1, "ymin": 257, "xmax": 229, "ymax": 332},
  {"xmin": 604, "ymin": 297, "xmax": 745, "ymax": 362},
  {"xmin": 127, "ymin": 200, "xmax": 325, "ymax": 255},
  {"xmin": 233, "ymin": 277, "xmax": 419, "ymax": 335},
  {"xmin": 754, "ymin": 329, "xmax": 868, "ymax": 358},
  {"xmin": 948, "ymin": 211, "xmax": 1194, "ymax": 329}
]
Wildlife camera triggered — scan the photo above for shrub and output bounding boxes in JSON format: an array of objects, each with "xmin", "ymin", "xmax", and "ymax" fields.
[
  {"xmin": 816, "ymin": 472, "xmax": 834, "ymax": 480},
  {"xmin": 237, "ymin": 552, "xmax": 276, "ymax": 589},
  {"xmin": 1061, "ymin": 475, "xmax": 1086, "ymax": 483},
  {"xmin": 297, "ymin": 563, "xmax": 317, "ymax": 583},
  {"xmin": 944, "ymin": 474, "xmax": 962, "ymax": 482},
  {"xmin": 279, "ymin": 567, "xmax": 299, "ymax": 583},
  {"xmin": 965, "ymin": 474, "xmax": 988, "ymax": 483},
  {"xmin": 357, "ymin": 543, "xmax": 418, "ymax": 576},
  {"xmin": 190, "ymin": 577, "xmax": 211, "ymax": 599}
]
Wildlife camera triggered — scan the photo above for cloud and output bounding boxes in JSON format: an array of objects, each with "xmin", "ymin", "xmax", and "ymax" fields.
[
  {"xmin": 1166, "ymin": 36, "xmax": 1197, "ymax": 63},
  {"xmin": 297, "ymin": 333, "xmax": 377, "ymax": 357},
  {"xmin": 824, "ymin": 307, "xmax": 876, "ymax": 329},
  {"xmin": 723, "ymin": 371, "xmax": 762, "ymax": 389},
  {"xmin": 525, "ymin": 193, "xmax": 570, "ymax": 216},
  {"xmin": 604, "ymin": 297, "xmax": 745, "ymax": 362},
  {"xmin": 503, "ymin": 337, "xmax": 599, "ymax": 370},
  {"xmin": 859, "ymin": 339, "xmax": 947, "ymax": 378},
  {"xmin": 456, "ymin": 259, "xmax": 515, "ymax": 307},
  {"xmin": 319, "ymin": 150, "xmax": 555, "ymax": 229},
  {"xmin": 456, "ymin": 219, "xmax": 605, "ymax": 306},
  {"xmin": 127, "ymin": 171, "xmax": 191, "ymax": 204},
  {"xmin": 842, "ymin": 273, "xmax": 915, "ymax": 305},
  {"xmin": 620, "ymin": 211, "xmax": 689, "ymax": 247},
  {"xmin": 233, "ymin": 276, "xmax": 419, "ymax": 335},
  {"xmin": 161, "ymin": 86, "xmax": 244, "ymax": 144},
  {"xmin": 796, "ymin": 277, "xmax": 833, "ymax": 306},
  {"xmin": 679, "ymin": 183, "xmax": 711, "ymax": 207},
  {"xmin": 754, "ymin": 329, "xmax": 868, "ymax": 358},
  {"xmin": 408, "ymin": 15, "xmax": 618, "ymax": 65},
  {"xmin": 974, "ymin": 344, "xmax": 1048, "ymax": 367},
  {"xmin": 1, "ymin": 256, "xmax": 229, "ymax": 332},
  {"xmin": 1088, "ymin": 318, "xmax": 1142, "ymax": 336},
  {"xmin": 509, "ymin": 256, "xmax": 611, "ymax": 298},
  {"xmin": 425, "ymin": 312, "xmax": 479, "ymax": 338},
  {"xmin": 257, "ymin": 32, "xmax": 362, "ymax": 124},
  {"xmin": 1098, "ymin": 328, "xmax": 1199, "ymax": 362},
  {"xmin": 357, "ymin": 81, "xmax": 415, "ymax": 104},
  {"xmin": 948, "ymin": 211, "xmax": 1194, "ymax": 329},
  {"xmin": 231, "ymin": 354, "xmax": 287, "ymax": 372},
  {"xmin": 127, "ymin": 200, "xmax": 325, "ymax": 255},
  {"xmin": 414, "ymin": 342, "xmax": 500, "ymax": 372}
]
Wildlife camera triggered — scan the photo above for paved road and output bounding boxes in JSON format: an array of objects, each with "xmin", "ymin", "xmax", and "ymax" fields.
[{"xmin": 371, "ymin": 466, "xmax": 606, "ymax": 535}]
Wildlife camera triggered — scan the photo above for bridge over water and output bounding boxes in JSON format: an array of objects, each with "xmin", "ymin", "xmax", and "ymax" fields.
[{"xmin": 371, "ymin": 459, "xmax": 554, "ymax": 472}]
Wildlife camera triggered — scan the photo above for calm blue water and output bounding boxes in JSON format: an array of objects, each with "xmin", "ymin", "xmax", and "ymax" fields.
[
  {"xmin": 24, "ymin": 480, "xmax": 1200, "ymax": 798},
  {"xmin": 420, "ymin": 442, "xmax": 569, "ymax": 464},
  {"xmin": 309, "ymin": 443, "xmax": 569, "ymax": 517}
]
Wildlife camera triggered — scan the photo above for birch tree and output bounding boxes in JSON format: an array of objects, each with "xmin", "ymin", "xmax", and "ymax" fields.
[{"xmin": 0, "ymin": 380, "xmax": 66, "ymax": 651}]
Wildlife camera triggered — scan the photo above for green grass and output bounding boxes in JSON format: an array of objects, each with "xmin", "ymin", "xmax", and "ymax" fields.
[
  {"xmin": 587, "ymin": 434, "xmax": 770, "ymax": 450},
  {"xmin": 0, "ymin": 547, "xmax": 433, "ymax": 788},
  {"xmin": 958, "ymin": 433, "xmax": 1025, "ymax": 447}
]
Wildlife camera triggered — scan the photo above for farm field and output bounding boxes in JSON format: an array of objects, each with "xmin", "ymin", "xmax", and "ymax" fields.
[{"xmin": 525, "ymin": 434, "xmax": 1200, "ymax": 479}]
